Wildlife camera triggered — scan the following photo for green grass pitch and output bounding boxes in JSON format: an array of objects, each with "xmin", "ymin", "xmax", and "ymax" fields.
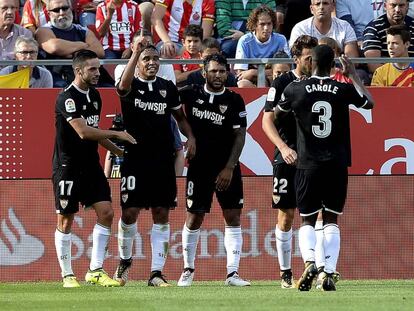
[{"xmin": 1, "ymin": 280, "xmax": 413, "ymax": 311}]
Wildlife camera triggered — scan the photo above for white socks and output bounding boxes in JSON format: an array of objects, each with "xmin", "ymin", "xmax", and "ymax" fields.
[
  {"xmin": 150, "ymin": 223, "xmax": 170, "ymax": 272},
  {"xmin": 117, "ymin": 220, "xmax": 137, "ymax": 260},
  {"xmin": 315, "ymin": 220, "xmax": 325, "ymax": 269},
  {"xmin": 275, "ymin": 226, "xmax": 292, "ymax": 271},
  {"xmin": 55, "ymin": 229, "xmax": 73, "ymax": 277},
  {"xmin": 89, "ymin": 223, "xmax": 111, "ymax": 271},
  {"xmin": 323, "ymin": 224, "xmax": 340, "ymax": 274},
  {"xmin": 298, "ymin": 225, "xmax": 316, "ymax": 263},
  {"xmin": 181, "ymin": 225, "xmax": 200, "ymax": 270},
  {"xmin": 224, "ymin": 226, "xmax": 243, "ymax": 275}
]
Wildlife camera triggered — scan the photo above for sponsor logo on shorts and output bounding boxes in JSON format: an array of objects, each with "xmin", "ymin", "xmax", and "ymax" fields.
[
  {"xmin": 60, "ymin": 199, "xmax": 68, "ymax": 209},
  {"xmin": 65, "ymin": 99, "xmax": 76, "ymax": 113},
  {"xmin": 122, "ymin": 194, "xmax": 128, "ymax": 203}
]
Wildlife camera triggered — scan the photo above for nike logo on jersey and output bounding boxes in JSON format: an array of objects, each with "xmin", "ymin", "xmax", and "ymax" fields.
[
  {"xmin": 192, "ymin": 107, "xmax": 225, "ymax": 125},
  {"xmin": 134, "ymin": 98, "xmax": 167, "ymax": 114}
]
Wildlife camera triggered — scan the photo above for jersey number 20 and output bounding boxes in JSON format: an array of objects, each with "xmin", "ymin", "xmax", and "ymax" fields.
[{"xmin": 312, "ymin": 101, "xmax": 332, "ymax": 138}]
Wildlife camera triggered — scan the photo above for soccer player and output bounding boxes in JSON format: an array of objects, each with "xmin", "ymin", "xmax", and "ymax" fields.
[
  {"xmin": 114, "ymin": 38, "xmax": 196, "ymax": 287},
  {"xmin": 273, "ymin": 45, "xmax": 374, "ymax": 291},
  {"xmin": 53, "ymin": 50, "xmax": 136, "ymax": 288},
  {"xmin": 177, "ymin": 54, "xmax": 250, "ymax": 287},
  {"xmin": 262, "ymin": 35, "xmax": 318, "ymax": 289}
]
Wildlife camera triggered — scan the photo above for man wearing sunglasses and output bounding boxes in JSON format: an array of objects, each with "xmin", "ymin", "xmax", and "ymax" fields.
[
  {"xmin": 0, "ymin": 0, "xmax": 33, "ymax": 62},
  {"xmin": 35, "ymin": 0, "xmax": 105, "ymax": 87}
]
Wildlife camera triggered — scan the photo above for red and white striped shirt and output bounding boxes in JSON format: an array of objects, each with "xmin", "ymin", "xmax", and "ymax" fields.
[
  {"xmin": 21, "ymin": 0, "xmax": 49, "ymax": 30},
  {"xmin": 155, "ymin": 0, "xmax": 215, "ymax": 43},
  {"xmin": 96, "ymin": 0, "xmax": 141, "ymax": 51}
]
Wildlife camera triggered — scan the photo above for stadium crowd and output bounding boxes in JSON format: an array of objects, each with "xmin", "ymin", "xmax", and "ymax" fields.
[{"xmin": 0, "ymin": 0, "xmax": 413, "ymax": 87}]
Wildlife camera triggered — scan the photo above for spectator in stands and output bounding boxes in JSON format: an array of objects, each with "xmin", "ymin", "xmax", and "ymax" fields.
[
  {"xmin": 0, "ymin": 0, "xmax": 32, "ymax": 61},
  {"xmin": 173, "ymin": 24, "xmax": 203, "ymax": 87},
  {"xmin": 289, "ymin": 0, "xmax": 359, "ymax": 59},
  {"xmin": 75, "ymin": 0, "xmax": 98, "ymax": 27},
  {"xmin": 234, "ymin": 5, "xmax": 289, "ymax": 88},
  {"xmin": 21, "ymin": 0, "xmax": 49, "ymax": 33},
  {"xmin": 371, "ymin": 25, "xmax": 414, "ymax": 86},
  {"xmin": 95, "ymin": 0, "xmax": 141, "ymax": 59},
  {"xmin": 0, "ymin": 35, "xmax": 53, "ymax": 87},
  {"xmin": 215, "ymin": 0, "xmax": 275, "ymax": 58},
  {"xmin": 363, "ymin": 0, "xmax": 414, "ymax": 73},
  {"xmin": 186, "ymin": 37, "xmax": 237, "ymax": 87},
  {"xmin": 36, "ymin": 0, "xmax": 105, "ymax": 87},
  {"xmin": 335, "ymin": 0, "xmax": 378, "ymax": 44},
  {"xmin": 276, "ymin": 0, "xmax": 312, "ymax": 41},
  {"xmin": 271, "ymin": 51, "xmax": 291, "ymax": 80},
  {"xmin": 151, "ymin": 0, "xmax": 215, "ymax": 57}
]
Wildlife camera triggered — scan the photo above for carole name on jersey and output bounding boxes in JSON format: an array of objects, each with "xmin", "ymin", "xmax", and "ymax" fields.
[
  {"xmin": 305, "ymin": 83, "xmax": 339, "ymax": 94},
  {"xmin": 192, "ymin": 107, "xmax": 225, "ymax": 125},
  {"xmin": 134, "ymin": 98, "xmax": 167, "ymax": 114}
]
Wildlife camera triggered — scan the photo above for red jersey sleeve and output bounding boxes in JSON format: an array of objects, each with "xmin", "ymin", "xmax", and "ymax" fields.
[{"xmin": 202, "ymin": 0, "xmax": 215, "ymax": 21}]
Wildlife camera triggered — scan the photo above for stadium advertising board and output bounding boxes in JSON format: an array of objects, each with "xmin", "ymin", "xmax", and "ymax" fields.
[{"xmin": 0, "ymin": 88, "xmax": 413, "ymax": 179}]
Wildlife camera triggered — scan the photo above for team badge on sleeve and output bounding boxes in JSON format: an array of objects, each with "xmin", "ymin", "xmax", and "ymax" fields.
[
  {"xmin": 65, "ymin": 99, "xmax": 76, "ymax": 113},
  {"xmin": 266, "ymin": 87, "xmax": 276, "ymax": 102}
]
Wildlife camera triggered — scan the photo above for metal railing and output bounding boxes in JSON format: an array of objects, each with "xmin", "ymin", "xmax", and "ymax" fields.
[{"xmin": 0, "ymin": 57, "xmax": 409, "ymax": 87}]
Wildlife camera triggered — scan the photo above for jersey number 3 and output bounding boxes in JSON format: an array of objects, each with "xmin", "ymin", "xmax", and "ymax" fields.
[{"xmin": 312, "ymin": 101, "xmax": 332, "ymax": 138}]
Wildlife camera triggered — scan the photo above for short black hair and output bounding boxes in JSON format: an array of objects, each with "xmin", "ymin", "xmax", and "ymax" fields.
[
  {"xmin": 386, "ymin": 25, "xmax": 411, "ymax": 43},
  {"xmin": 183, "ymin": 24, "xmax": 203, "ymax": 40},
  {"xmin": 291, "ymin": 35, "xmax": 318, "ymax": 57},
  {"xmin": 203, "ymin": 54, "xmax": 228, "ymax": 71},
  {"xmin": 137, "ymin": 44, "xmax": 158, "ymax": 58},
  {"xmin": 72, "ymin": 49, "xmax": 98, "ymax": 69},
  {"xmin": 201, "ymin": 37, "xmax": 221, "ymax": 52},
  {"xmin": 312, "ymin": 44, "xmax": 334, "ymax": 72}
]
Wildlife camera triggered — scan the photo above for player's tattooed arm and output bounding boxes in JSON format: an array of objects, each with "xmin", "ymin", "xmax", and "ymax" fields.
[{"xmin": 216, "ymin": 127, "xmax": 246, "ymax": 191}]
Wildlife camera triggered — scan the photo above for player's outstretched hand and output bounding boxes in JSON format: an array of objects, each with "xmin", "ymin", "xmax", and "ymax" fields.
[
  {"xmin": 216, "ymin": 167, "xmax": 233, "ymax": 192},
  {"xmin": 117, "ymin": 131, "xmax": 137, "ymax": 144},
  {"xmin": 280, "ymin": 145, "xmax": 297, "ymax": 165},
  {"xmin": 339, "ymin": 54, "xmax": 356, "ymax": 77},
  {"xmin": 185, "ymin": 136, "xmax": 196, "ymax": 160}
]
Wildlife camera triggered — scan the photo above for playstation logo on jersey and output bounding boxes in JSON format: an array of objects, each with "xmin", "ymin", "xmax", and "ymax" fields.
[
  {"xmin": 219, "ymin": 104, "xmax": 228, "ymax": 114},
  {"xmin": 159, "ymin": 90, "xmax": 167, "ymax": 98},
  {"xmin": 60, "ymin": 199, "xmax": 68, "ymax": 209},
  {"xmin": 121, "ymin": 193, "xmax": 128, "ymax": 203},
  {"xmin": 92, "ymin": 101, "xmax": 98, "ymax": 110}
]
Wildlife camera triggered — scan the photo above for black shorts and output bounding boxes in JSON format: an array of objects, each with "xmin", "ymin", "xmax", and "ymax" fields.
[
  {"xmin": 120, "ymin": 153, "xmax": 177, "ymax": 209},
  {"xmin": 272, "ymin": 162, "xmax": 296, "ymax": 209},
  {"xmin": 295, "ymin": 164, "xmax": 348, "ymax": 216},
  {"xmin": 186, "ymin": 161, "xmax": 243, "ymax": 213},
  {"xmin": 53, "ymin": 163, "xmax": 111, "ymax": 215}
]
